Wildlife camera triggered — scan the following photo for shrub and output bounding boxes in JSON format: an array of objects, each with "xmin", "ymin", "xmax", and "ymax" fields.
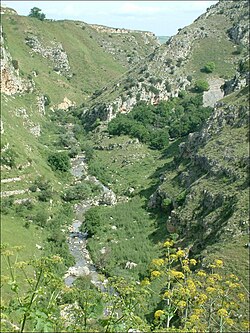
[
  {"xmin": 38, "ymin": 189, "xmax": 53, "ymax": 202},
  {"xmin": 62, "ymin": 182, "xmax": 101, "ymax": 202},
  {"xmin": 47, "ymin": 151, "xmax": 70, "ymax": 172},
  {"xmin": 165, "ymin": 81, "xmax": 172, "ymax": 92},
  {"xmin": 33, "ymin": 210, "xmax": 48, "ymax": 227},
  {"xmin": 12, "ymin": 59, "xmax": 19, "ymax": 70},
  {"xmin": 233, "ymin": 44, "xmax": 244, "ymax": 55},
  {"xmin": 202, "ymin": 61, "xmax": 215, "ymax": 73},
  {"xmin": 187, "ymin": 75, "xmax": 193, "ymax": 82},
  {"xmin": 239, "ymin": 59, "xmax": 249, "ymax": 73},
  {"xmin": 149, "ymin": 85, "xmax": 159, "ymax": 95},
  {"xmin": 82, "ymin": 207, "xmax": 101, "ymax": 236},
  {"xmin": 44, "ymin": 94, "xmax": 51, "ymax": 106},
  {"xmin": 1, "ymin": 148, "xmax": 17, "ymax": 168},
  {"xmin": 1, "ymin": 196, "xmax": 14, "ymax": 215},
  {"xmin": 194, "ymin": 79, "xmax": 209, "ymax": 92}
]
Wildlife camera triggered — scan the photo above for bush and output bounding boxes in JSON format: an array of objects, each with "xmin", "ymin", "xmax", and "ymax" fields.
[
  {"xmin": 165, "ymin": 81, "xmax": 172, "ymax": 92},
  {"xmin": 202, "ymin": 61, "xmax": 215, "ymax": 73},
  {"xmin": 82, "ymin": 207, "xmax": 101, "ymax": 236},
  {"xmin": 1, "ymin": 196, "xmax": 14, "ymax": 215},
  {"xmin": 47, "ymin": 151, "xmax": 70, "ymax": 172},
  {"xmin": 194, "ymin": 79, "xmax": 209, "ymax": 92},
  {"xmin": 149, "ymin": 85, "xmax": 159, "ymax": 95},
  {"xmin": 38, "ymin": 189, "xmax": 53, "ymax": 202},
  {"xmin": 62, "ymin": 182, "xmax": 101, "ymax": 202},
  {"xmin": 12, "ymin": 59, "xmax": 19, "ymax": 70},
  {"xmin": 1, "ymin": 148, "xmax": 17, "ymax": 168},
  {"xmin": 33, "ymin": 210, "xmax": 48, "ymax": 227},
  {"xmin": 44, "ymin": 94, "xmax": 51, "ymax": 106}
]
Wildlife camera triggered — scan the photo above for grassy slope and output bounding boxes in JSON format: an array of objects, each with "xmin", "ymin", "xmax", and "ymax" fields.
[
  {"xmin": 186, "ymin": 14, "xmax": 238, "ymax": 80},
  {"xmin": 1, "ymin": 15, "xmax": 124, "ymax": 105},
  {"xmin": 86, "ymin": 134, "xmax": 181, "ymax": 279}
]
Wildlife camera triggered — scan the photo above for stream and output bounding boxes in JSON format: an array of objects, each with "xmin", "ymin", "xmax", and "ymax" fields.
[{"xmin": 64, "ymin": 154, "xmax": 116, "ymax": 290}]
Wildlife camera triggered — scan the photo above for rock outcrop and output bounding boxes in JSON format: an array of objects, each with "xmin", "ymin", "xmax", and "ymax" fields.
[
  {"xmin": 1, "ymin": 26, "xmax": 30, "ymax": 95},
  {"xmin": 25, "ymin": 35, "xmax": 71, "ymax": 77},
  {"xmin": 84, "ymin": 0, "xmax": 249, "ymax": 127}
]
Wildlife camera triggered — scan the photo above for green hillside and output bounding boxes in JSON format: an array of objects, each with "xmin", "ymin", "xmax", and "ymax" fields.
[{"xmin": 0, "ymin": 1, "xmax": 249, "ymax": 332}]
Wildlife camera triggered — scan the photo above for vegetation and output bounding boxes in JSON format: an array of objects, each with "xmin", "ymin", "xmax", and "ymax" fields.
[
  {"xmin": 107, "ymin": 94, "xmax": 212, "ymax": 144},
  {"xmin": 1, "ymin": 242, "xmax": 248, "ymax": 332},
  {"xmin": 194, "ymin": 79, "xmax": 210, "ymax": 92},
  {"xmin": 28, "ymin": 7, "xmax": 46, "ymax": 21},
  {"xmin": 202, "ymin": 61, "xmax": 215, "ymax": 73},
  {"xmin": 1, "ymin": 1, "xmax": 249, "ymax": 332},
  {"xmin": 47, "ymin": 151, "xmax": 70, "ymax": 172}
]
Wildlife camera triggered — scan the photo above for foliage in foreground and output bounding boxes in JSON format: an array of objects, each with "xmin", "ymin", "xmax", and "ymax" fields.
[{"xmin": 1, "ymin": 242, "xmax": 249, "ymax": 332}]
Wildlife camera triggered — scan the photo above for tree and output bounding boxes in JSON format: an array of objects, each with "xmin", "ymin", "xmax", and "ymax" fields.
[{"xmin": 28, "ymin": 7, "xmax": 46, "ymax": 21}]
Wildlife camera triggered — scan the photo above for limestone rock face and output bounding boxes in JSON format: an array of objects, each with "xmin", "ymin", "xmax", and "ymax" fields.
[
  {"xmin": 84, "ymin": 1, "xmax": 248, "ymax": 128},
  {"xmin": 203, "ymin": 78, "xmax": 224, "ymax": 107},
  {"xmin": 25, "ymin": 35, "xmax": 71, "ymax": 77},
  {"xmin": 0, "ymin": 6, "xmax": 18, "ymax": 15},
  {"xmin": 56, "ymin": 97, "xmax": 76, "ymax": 111},
  {"xmin": 0, "ymin": 26, "xmax": 30, "ymax": 95}
]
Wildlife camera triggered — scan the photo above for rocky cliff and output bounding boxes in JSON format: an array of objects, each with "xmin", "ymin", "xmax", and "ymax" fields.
[
  {"xmin": 83, "ymin": 0, "xmax": 249, "ymax": 126},
  {"xmin": 148, "ymin": 85, "xmax": 249, "ymax": 258}
]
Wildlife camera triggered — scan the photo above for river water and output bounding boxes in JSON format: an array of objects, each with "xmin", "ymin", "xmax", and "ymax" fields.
[{"xmin": 64, "ymin": 154, "xmax": 112, "ymax": 290}]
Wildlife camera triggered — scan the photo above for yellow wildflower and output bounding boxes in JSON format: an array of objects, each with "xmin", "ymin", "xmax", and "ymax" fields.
[
  {"xmin": 169, "ymin": 254, "xmax": 177, "ymax": 260},
  {"xmin": 224, "ymin": 318, "xmax": 234, "ymax": 326},
  {"xmin": 237, "ymin": 293, "xmax": 245, "ymax": 301},
  {"xmin": 163, "ymin": 290, "xmax": 171, "ymax": 298},
  {"xmin": 141, "ymin": 278, "xmax": 150, "ymax": 286},
  {"xmin": 163, "ymin": 240, "xmax": 173, "ymax": 248},
  {"xmin": 152, "ymin": 258, "xmax": 165, "ymax": 266},
  {"xmin": 187, "ymin": 279, "xmax": 196, "ymax": 293},
  {"xmin": 193, "ymin": 308, "xmax": 204, "ymax": 315},
  {"xmin": 211, "ymin": 273, "xmax": 222, "ymax": 281},
  {"xmin": 154, "ymin": 310, "xmax": 165, "ymax": 319},
  {"xmin": 151, "ymin": 270, "xmax": 161, "ymax": 278},
  {"xmin": 229, "ymin": 274, "xmax": 239, "ymax": 281},
  {"xmin": 2, "ymin": 250, "xmax": 14, "ymax": 257},
  {"xmin": 226, "ymin": 282, "xmax": 240, "ymax": 289},
  {"xmin": 51, "ymin": 255, "xmax": 63, "ymax": 263},
  {"xmin": 14, "ymin": 261, "xmax": 27, "ymax": 269},
  {"xmin": 182, "ymin": 259, "xmax": 189, "ymax": 265},
  {"xmin": 190, "ymin": 314, "xmax": 199, "ymax": 323},
  {"xmin": 206, "ymin": 287, "xmax": 216, "ymax": 294},
  {"xmin": 1, "ymin": 275, "xmax": 10, "ymax": 283},
  {"xmin": 177, "ymin": 300, "xmax": 187, "ymax": 307},
  {"xmin": 183, "ymin": 265, "xmax": 191, "ymax": 273},
  {"xmin": 13, "ymin": 245, "xmax": 25, "ymax": 252},
  {"xmin": 176, "ymin": 249, "xmax": 185, "ymax": 258},
  {"xmin": 217, "ymin": 288, "xmax": 224, "ymax": 296},
  {"xmin": 214, "ymin": 259, "xmax": 223, "ymax": 268},
  {"xmin": 206, "ymin": 277, "xmax": 215, "ymax": 284},
  {"xmin": 170, "ymin": 270, "xmax": 185, "ymax": 279},
  {"xmin": 197, "ymin": 270, "xmax": 206, "ymax": 277},
  {"xmin": 217, "ymin": 308, "xmax": 228, "ymax": 317},
  {"xmin": 241, "ymin": 321, "xmax": 250, "ymax": 330},
  {"xmin": 190, "ymin": 259, "xmax": 197, "ymax": 265},
  {"xmin": 197, "ymin": 293, "xmax": 208, "ymax": 304}
]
